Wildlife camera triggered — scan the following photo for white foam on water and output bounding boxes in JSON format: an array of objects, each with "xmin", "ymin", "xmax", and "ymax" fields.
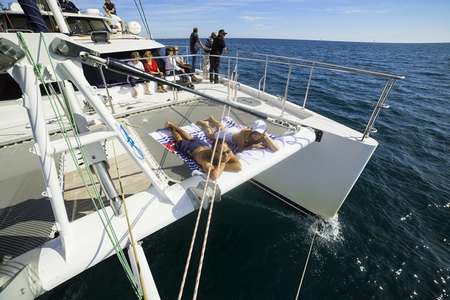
[
  {"xmin": 400, "ymin": 212, "xmax": 413, "ymax": 221},
  {"xmin": 394, "ymin": 268, "xmax": 403, "ymax": 278},
  {"xmin": 311, "ymin": 215, "xmax": 344, "ymax": 243}
]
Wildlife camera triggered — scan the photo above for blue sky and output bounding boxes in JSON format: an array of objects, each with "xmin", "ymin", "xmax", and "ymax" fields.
[{"xmin": 7, "ymin": 0, "xmax": 450, "ymax": 42}]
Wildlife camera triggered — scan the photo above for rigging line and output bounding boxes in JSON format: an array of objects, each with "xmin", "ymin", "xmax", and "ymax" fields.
[
  {"xmin": 137, "ymin": 0, "xmax": 152, "ymax": 39},
  {"xmin": 111, "ymin": 136, "xmax": 148, "ymax": 300},
  {"xmin": 132, "ymin": 0, "xmax": 150, "ymax": 38},
  {"xmin": 177, "ymin": 105, "xmax": 228, "ymax": 300},
  {"xmin": 21, "ymin": 32, "xmax": 141, "ymax": 297},
  {"xmin": 192, "ymin": 106, "xmax": 232, "ymax": 300},
  {"xmin": 99, "ymin": 66, "xmax": 115, "ymax": 114},
  {"xmin": 248, "ymin": 180, "xmax": 308, "ymax": 216},
  {"xmin": 294, "ymin": 222, "xmax": 318, "ymax": 300},
  {"xmin": 131, "ymin": 0, "xmax": 146, "ymax": 34}
]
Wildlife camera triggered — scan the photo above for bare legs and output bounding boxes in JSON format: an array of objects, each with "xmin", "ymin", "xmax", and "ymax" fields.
[
  {"xmin": 165, "ymin": 121, "xmax": 192, "ymax": 141},
  {"xmin": 196, "ymin": 116, "xmax": 224, "ymax": 139}
]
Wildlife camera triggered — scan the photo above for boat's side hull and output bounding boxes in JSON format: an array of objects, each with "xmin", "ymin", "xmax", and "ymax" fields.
[{"xmin": 255, "ymin": 130, "xmax": 378, "ymax": 218}]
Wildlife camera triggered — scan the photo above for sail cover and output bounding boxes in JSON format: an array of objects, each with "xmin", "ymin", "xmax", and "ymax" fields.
[{"xmin": 18, "ymin": 0, "xmax": 49, "ymax": 32}]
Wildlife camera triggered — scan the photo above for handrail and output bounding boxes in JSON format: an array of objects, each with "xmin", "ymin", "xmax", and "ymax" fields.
[
  {"xmin": 113, "ymin": 50, "xmax": 404, "ymax": 141},
  {"xmin": 121, "ymin": 52, "xmax": 402, "ymax": 81},
  {"xmin": 238, "ymin": 50, "xmax": 405, "ymax": 80}
]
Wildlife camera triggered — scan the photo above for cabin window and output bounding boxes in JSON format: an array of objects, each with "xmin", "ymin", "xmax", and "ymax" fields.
[
  {"xmin": 89, "ymin": 19, "xmax": 108, "ymax": 31},
  {"xmin": 66, "ymin": 17, "xmax": 108, "ymax": 35},
  {"xmin": 0, "ymin": 14, "xmax": 58, "ymax": 32},
  {"xmin": 0, "ymin": 14, "xmax": 108, "ymax": 34},
  {"xmin": 67, "ymin": 17, "xmax": 91, "ymax": 34}
]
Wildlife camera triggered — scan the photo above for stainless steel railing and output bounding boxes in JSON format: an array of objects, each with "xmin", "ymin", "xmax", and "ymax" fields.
[{"xmin": 120, "ymin": 49, "xmax": 404, "ymax": 141}]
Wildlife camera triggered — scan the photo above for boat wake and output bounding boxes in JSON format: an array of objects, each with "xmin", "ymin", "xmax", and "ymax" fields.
[{"xmin": 311, "ymin": 215, "xmax": 344, "ymax": 244}]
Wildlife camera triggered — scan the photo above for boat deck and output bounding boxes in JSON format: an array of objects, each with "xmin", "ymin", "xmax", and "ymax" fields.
[{"xmin": 0, "ymin": 81, "xmax": 292, "ymax": 262}]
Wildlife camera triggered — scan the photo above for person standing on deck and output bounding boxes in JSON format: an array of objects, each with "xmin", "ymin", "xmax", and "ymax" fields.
[
  {"xmin": 103, "ymin": 0, "xmax": 116, "ymax": 16},
  {"xmin": 210, "ymin": 29, "xmax": 227, "ymax": 84},
  {"xmin": 189, "ymin": 27, "xmax": 204, "ymax": 73},
  {"xmin": 203, "ymin": 32, "xmax": 216, "ymax": 79}
]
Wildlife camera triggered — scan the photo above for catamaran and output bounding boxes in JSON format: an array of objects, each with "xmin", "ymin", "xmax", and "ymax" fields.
[{"xmin": 0, "ymin": 1, "xmax": 404, "ymax": 299}]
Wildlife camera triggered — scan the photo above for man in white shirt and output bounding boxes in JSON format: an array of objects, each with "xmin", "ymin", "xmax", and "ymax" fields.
[
  {"xmin": 164, "ymin": 47, "xmax": 193, "ymax": 85},
  {"xmin": 164, "ymin": 48, "xmax": 184, "ymax": 75}
]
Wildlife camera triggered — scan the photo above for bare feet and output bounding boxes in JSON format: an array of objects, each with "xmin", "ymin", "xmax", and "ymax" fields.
[
  {"xmin": 207, "ymin": 116, "xmax": 224, "ymax": 129},
  {"xmin": 131, "ymin": 87, "xmax": 138, "ymax": 98},
  {"xmin": 165, "ymin": 121, "xmax": 174, "ymax": 129},
  {"xmin": 196, "ymin": 120, "xmax": 209, "ymax": 128}
]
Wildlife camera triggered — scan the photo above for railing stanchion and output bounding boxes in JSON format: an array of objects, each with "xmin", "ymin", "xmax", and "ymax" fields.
[
  {"xmin": 234, "ymin": 50, "xmax": 239, "ymax": 100},
  {"xmin": 227, "ymin": 57, "xmax": 231, "ymax": 100},
  {"xmin": 172, "ymin": 68, "xmax": 178, "ymax": 102},
  {"xmin": 281, "ymin": 64, "xmax": 292, "ymax": 117},
  {"xmin": 262, "ymin": 55, "xmax": 268, "ymax": 93},
  {"xmin": 361, "ymin": 79, "xmax": 396, "ymax": 141},
  {"xmin": 303, "ymin": 64, "xmax": 314, "ymax": 108}
]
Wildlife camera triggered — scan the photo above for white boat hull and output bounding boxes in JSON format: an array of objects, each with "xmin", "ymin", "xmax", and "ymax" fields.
[{"xmin": 256, "ymin": 130, "xmax": 377, "ymax": 218}]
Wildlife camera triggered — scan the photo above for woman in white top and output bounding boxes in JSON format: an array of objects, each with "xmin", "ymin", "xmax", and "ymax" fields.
[
  {"xmin": 197, "ymin": 116, "xmax": 279, "ymax": 153},
  {"xmin": 127, "ymin": 51, "xmax": 147, "ymax": 97}
]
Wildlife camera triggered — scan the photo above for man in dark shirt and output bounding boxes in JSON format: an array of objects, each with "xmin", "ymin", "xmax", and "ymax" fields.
[
  {"xmin": 103, "ymin": 0, "xmax": 116, "ymax": 16},
  {"xmin": 189, "ymin": 27, "xmax": 203, "ymax": 73},
  {"xmin": 210, "ymin": 29, "xmax": 227, "ymax": 83}
]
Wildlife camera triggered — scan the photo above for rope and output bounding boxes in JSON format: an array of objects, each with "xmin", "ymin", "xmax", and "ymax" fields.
[
  {"xmin": 99, "ymin": 66, "xmax": 115, "ymax": 114},
  {"xmin": 137, "ymin": 0, "xmax": 152, "ymax": 39},
  {"xmin": 249, "ymin": 180, "xmax": 308, "ymax": 216},
  {"xmin": 111, "ymin": 136, "xmax": 149, "ymax": 300},
  {"xmin": 192, "ymin": 107, "xmax": 231, "ymax": 300},
  {"xmin": 132, "ymin": 0, "xmax": 151, "ymax": 38},
  {"xmin": 177, "ymin": 105, "xmax": 228, "ymax": 300},
  {"xmin": 294, "ymin": 223, "xmax": 317, "ymax": 300}
]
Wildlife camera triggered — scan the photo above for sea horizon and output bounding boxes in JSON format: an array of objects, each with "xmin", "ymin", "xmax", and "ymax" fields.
[{"xmin": 154, "ymin": 36, "xmax": 450, "ymax": 45}]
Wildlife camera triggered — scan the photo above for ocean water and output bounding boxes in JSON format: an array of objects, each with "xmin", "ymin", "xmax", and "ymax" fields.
[{"xmin": 40, "ymin": 39, "xmax": 450, "ymax": 300}]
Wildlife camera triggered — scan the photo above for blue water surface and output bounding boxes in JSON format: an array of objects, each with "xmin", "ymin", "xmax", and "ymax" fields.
[{"xmin": 40, "ymin": 39, "xmax": 450, "ymax": 300}]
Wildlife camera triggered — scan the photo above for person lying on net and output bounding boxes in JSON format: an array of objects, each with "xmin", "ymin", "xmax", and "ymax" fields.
[
  {"xmin": 165, "ymin": 121, "xmax": 241, "ymax": 180},
  {"xmin": 196, "ymin": 117, "xmax": 279, "ymax": 153}
]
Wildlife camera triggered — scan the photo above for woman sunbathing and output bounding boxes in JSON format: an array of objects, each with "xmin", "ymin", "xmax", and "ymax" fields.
[
  {"xmin": 165, "ymin": 121, "xmax": 241, "ymax": 180},
  {"xmin": 196, "ymin": 117, "xmax": 279, "ymax": 153}
]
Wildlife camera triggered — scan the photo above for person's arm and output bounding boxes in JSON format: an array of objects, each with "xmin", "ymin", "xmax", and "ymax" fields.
[
  {"xmin": 210, "ymin": 161, "xmax": 227, "ymax": 180},
  {"xmin": 224, "ymin": 156, "xmax": 241, "ymax": 172},
  {"xmin": 199, "ymin": 160, "xmax": 214, "ymax": 174},
  {"xmin": 196, "ymin": 35, "xmax": 206, "ymax": 50},
  {"xmin": 262, "ymin": 134, "xmax": 279, "ymax": 152}
]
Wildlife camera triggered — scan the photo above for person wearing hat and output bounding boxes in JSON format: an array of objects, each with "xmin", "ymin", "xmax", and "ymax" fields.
[
  {"xmin": 103, "ymin": 0, "xmax": 116, "ymax": 16},
  {"xmin": 209, "ymin": 29, "xmax": 228, "ymax": 83},
  {"xmin": 197, "ymin": 117, "xmax": 279, "ymax": 153}
]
